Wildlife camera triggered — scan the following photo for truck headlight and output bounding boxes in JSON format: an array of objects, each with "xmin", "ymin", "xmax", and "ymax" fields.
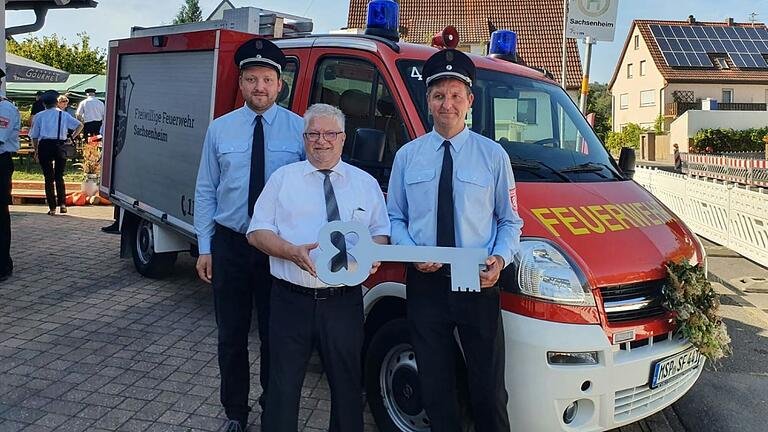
[{"xmin": 515, "ymin": 240, "xmax": 595, "ymax": 306}]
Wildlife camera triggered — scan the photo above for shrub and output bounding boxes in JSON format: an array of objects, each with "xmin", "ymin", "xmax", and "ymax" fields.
[
  {"xmin": 692, "ymin": 127, "xmax": 768, "ymax": 153},
  {"xmin": 605, "ymin": 122, "xmax": 644, "ymax": 152}
]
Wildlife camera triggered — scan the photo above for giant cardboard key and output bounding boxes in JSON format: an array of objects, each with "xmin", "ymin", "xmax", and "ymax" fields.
[{"xmin": 315, "ymin": 221, "xmax": 487, "ymax": 292}]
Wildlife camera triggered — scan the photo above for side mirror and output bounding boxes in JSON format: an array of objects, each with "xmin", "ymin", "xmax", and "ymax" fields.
[{"xmin": 618, "ymin": 147, "xmax": 636, "ymax": 179}]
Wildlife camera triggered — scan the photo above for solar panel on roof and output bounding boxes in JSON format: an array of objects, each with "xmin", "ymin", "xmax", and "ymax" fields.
[{"xmin": 649, "ymin": 23, "xmax": 768, "ymax": 69}]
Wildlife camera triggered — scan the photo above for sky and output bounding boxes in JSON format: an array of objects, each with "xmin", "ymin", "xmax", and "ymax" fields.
[{"xmin": 6, "ymin": 0, "xmax": 768, "ymax": 83}]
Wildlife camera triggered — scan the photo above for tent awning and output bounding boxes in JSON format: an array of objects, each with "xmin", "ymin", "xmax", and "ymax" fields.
[
  {"xmin": 5, "ymin": 73, "xmax": 104, "ymax": 102},
  {"xmin": 5, "ymin": 52, "xmax": 69, "ymax": 83}
]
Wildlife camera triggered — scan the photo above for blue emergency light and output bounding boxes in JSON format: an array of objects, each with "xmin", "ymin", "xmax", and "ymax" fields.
[
  {"xmin": 364, "ymin": 0, "xmax": 400, "ymax": 41},
  {"xmin": 489, "ymin": 30, "xmax": 518, "ymax": 62}
]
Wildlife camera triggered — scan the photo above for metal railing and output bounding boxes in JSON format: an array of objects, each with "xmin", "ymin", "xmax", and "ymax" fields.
[
  {"xmin": 717, "ymin": 102, "xmax": 767, "ymax": 111},
  {"xmin": 682, "ymin": 153, "xmax": 768, "ymax": 187},
  {"xmin": 635, "ymin": 167, "xmax": 768, "ymax": 268}
]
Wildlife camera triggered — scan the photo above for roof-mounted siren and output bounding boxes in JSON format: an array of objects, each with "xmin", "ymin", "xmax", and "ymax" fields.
[
  {"xmin": 364, "ymin": 0, "xmax": 400, "ymax": 42},
  {"xmin": 432, "ymin": 26, "xmax": 460, "ymax": 49},
  {"xmin": 488, "ymin": 30, "xmax": 518, "ymax": 63}
]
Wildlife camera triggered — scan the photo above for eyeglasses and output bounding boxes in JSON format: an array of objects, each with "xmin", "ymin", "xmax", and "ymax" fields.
[{"xmin": 303, "ymin": 131, "xmax": 344, "ymax": 142}]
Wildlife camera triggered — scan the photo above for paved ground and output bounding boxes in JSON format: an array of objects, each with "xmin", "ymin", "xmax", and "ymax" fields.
[{"xmin": 2, "ymin": 205, "xmax": 763, "ymax": 431}]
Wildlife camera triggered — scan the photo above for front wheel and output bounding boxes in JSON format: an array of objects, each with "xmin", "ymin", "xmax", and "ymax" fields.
[
  {"xmin": 131, "ymin": 219, "xmax": 177, "ymax": 278},
  {"xmin": 365, "ymin": 318, "xmax": 431, "ymax": 432}
]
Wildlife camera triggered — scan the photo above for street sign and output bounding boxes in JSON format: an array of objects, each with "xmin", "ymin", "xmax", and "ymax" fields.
[{"xmin": 566, "ymin": 0, "xmax": 619, "ymax": 42}]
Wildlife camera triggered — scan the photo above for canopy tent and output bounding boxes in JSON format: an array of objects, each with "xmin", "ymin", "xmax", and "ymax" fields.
[
  {"xmin": 5, "ymin": 52, "xmax": 69, "ymax": 83},
  {"xmin": 5, "ymin": 73, "xmax": 105, "ymax": 104}
]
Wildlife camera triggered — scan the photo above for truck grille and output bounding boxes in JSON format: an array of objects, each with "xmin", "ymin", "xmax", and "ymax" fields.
[
  {"xmin": 614, "ymin": 362, "xmax": 703, "ymax": 423},
  {"xmin": 600, "ymin": 280, "xmax": 667, "ymax": 323}
]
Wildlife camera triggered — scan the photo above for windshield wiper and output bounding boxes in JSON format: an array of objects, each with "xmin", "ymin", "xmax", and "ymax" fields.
[
  {"xmin": 560, "ymin": 162, "xmax": 623, "ymax": 180},
  {"xmin": 510, "ymin": 158, "xmax": 572, "ymax": 183}
]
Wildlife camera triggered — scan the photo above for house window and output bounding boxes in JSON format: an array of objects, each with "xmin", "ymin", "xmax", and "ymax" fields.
[
  {"xmin": 620, "ymin": 93, "xmax": 629, "ymax": 109},
  {"xmin": 715, "ymin": 57, "xmax": 729, "ymax": 69},
  {"xmin": 722, "ymin": 89, "xmax": 733, "ymax": 103},
  {"xmin": 634, "ymin": 35, "xmax": 640, "ymax": 50},
  {"xmin": 640, "ymin": 90, "xmax": 655, "ymax": 107},
  {"xmin": 627, "ymin": 63, "xmax": 634, "ymax": 79},
  {"xmin": 640, "ymin": 60, "xmax": 647, "ymax": 76}
]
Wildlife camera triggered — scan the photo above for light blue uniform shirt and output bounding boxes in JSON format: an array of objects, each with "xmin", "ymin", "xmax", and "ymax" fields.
[
  {"xmin": 29, "ymin": 108, "xmax": 80, "ymax": 140},
  {"xmin": 387, "ymin": 127, "xmax": 523, "ymax": 267},
  {"xmin": 0, "ymin": 99, "xmax": 20, "ymax": 154},
  {"xmin": 194, "ymin": 103, "xmax": 305, "ymax": 254}
]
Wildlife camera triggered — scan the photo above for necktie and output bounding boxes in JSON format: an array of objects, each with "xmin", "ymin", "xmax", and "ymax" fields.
[
  {"xmin": 248, "ymin": 115, "xmax": 265, "ymax": 217},
  {"xmin": 319, "ymin": 170, "xmax": 348, "ymax": 272},
  {"xmin": 436, "ymin": 140, "xmax": 455, "ymax": 247}
]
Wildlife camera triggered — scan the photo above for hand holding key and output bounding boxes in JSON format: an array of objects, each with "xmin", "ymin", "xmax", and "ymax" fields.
[{"xmin": 315, "ymin": 221, "xmax": 488, "ymax": 292}]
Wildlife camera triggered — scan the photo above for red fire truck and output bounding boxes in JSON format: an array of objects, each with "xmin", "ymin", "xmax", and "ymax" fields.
[{"xmin": 101, "ymin": 5, "xmax": 705, "ymax": 431}]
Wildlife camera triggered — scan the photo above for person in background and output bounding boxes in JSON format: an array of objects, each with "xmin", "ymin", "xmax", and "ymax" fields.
[
  {"xmin": 76, "ymin": 88, "xmax": 105, "ymax": 139},
  {"xmin": 30, "ymin": 90, "xmax": 83, "ymax": 216},
  {"xmin": 673, "ymin": 143, "xmax": 683, "ymax": 173},
  {"xmin": 0, "ymin": 68, "xmax": 21, "ymax": 283},
  {"xmin": 29, "ymin": 90, "xmax": 45, "ymax": 127}
]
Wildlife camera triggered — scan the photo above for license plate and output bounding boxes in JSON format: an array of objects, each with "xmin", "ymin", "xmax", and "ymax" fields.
[{"xmin": 650, "ymin": 347, "xmax": 701, "ymax": 388}]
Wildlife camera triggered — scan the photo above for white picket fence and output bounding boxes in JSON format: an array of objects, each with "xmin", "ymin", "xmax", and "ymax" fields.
[{"xmin": 634, "ymin": 167, "xmax": 768, "ymax": 268}]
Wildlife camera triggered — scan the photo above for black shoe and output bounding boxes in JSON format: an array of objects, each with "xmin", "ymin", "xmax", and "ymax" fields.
[
  {"xmin": 101, "ymin": 221, "xmax": 120, "ymax": 234},
  {"xmin": 222, "ymin": 420, "xmax": 244, "ymax": 432},
  {"xmin": 0, "ymin": 270, "xmax": 11, "ymax": 283}
]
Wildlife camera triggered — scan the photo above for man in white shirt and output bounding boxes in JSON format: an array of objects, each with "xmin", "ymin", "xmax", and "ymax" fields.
[
  {"xmin": 0, "ymin": 68, "xmax": 20, "ymax": 282},
  {"xmin": 247, "ymin": 103, "xmax": 390, "ymax": 432},
  {"xmin": 75, "ymin": 88, "xmax": 105, "ymax": 138}
]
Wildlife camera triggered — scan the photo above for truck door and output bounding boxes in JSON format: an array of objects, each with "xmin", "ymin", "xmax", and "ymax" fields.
[{"xmin": 305, "ymin": 49, "xmax": 412, "ymax": 188}]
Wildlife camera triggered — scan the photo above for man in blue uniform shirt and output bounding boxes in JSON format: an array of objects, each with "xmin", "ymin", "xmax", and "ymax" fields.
[
  {"xmin": 194, "ymin": 37, "xmax": 304, "ymax": 432},
  {"xmin": 387, "ymin": 49, "xmax": 523, "ymax": 432},
  {"xmin": 0, "ymin": 68, "xmax": 20, "ymax": 282}
]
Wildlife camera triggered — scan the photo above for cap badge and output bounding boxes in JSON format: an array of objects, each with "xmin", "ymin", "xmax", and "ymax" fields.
[
  {"xmin": 446, "ymin": 51, "xmax": 454, "ymax": 61},
  {"xmin": 255, "ymin": 40, "xmax": 263, "ymax": 49}
]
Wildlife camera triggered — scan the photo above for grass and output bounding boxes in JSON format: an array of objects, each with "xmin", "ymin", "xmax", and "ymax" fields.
[{"xmin": 11, "ymin": 157, "xmax": 86, "ymax": 182}]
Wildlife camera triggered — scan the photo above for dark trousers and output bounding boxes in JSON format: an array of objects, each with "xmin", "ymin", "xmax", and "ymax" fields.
[
  {"xmin": 37, "ymin": 140, "xmax": 66, "ymax": 210},
  {"xmin": 211, "ymin": 224, "xmax": 271, "ymax": 425},
  {"xmin": 83, "ymin": 120, "xmax": 102, "ymax": 137},
  {"xmin": 406, "ymin": 269, "xmax": 510, "ymax": 432},
  {"xmin": 0, "ymin": 152, "xmax": 12, "ymax": 276},
  {"xmin": 264, "ymin": 279, "xmax": 364, "ymax": 432}
]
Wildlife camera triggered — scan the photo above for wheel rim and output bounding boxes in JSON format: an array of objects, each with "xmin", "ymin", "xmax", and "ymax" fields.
[
  {"xmin": 136, "ymin": 220, "xmax": 155, "ymax": 265},
  {"xmin": 380, "ymin": 343, "xmax": 430, "ymax": 431}
]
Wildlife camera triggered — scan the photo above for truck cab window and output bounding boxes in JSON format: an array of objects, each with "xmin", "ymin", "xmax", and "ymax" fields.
[
  {"xmin": 311, "ymin": 57, "xmax": 408, "ymax": 186},
  {"xmin": 277, "ymin": 59, "xmax": 299, "ymax": 109}
]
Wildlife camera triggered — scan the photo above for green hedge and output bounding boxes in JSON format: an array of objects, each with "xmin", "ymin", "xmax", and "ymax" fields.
[
  {"xmin": 606, "ymin": 123, "xmax": 643, "ymax": 152},
  {"xmin": 691, "ymin": 127, "xmax": 768, "ymax": 153}
]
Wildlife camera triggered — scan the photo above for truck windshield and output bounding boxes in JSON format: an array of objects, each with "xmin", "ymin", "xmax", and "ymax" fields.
[{"xmin": 398, "ymin": 60, "xmax": 624, "ymax": 183}]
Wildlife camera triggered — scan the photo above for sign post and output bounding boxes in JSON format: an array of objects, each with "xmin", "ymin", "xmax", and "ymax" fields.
[{"xmin": 565, "ymin": 0, "xmax": 619, "ymax": 113}]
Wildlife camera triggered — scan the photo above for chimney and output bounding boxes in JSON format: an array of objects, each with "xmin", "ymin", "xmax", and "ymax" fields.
[
  {"xmin": 687, "ymin": 15, "xmax": 696, "ymax": 24},
  {"xmin": 725, "ymin": 17, "xmax": 734, "ymax": 26}
]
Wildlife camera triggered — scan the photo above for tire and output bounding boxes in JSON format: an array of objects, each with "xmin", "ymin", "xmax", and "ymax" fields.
[
  {"xmin": 131, "ymin": 219, "xmax": 177, "ymax": 278},
  {"xmin": 365, "ymin": 318, "xmax": 431, "ymax": 432},
  {"xmin": 365, "ymin": 318, "xmax": 475, "ymax": 432}
]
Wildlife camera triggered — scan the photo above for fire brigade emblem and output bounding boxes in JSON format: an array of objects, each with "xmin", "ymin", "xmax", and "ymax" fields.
[{"xmin": 115, "ymin": 75, "xmax": 135, "ymax": 157}]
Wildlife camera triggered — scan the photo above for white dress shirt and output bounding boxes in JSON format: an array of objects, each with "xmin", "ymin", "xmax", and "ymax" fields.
[
  {"xmin": 248, "ymin": 160, "xmax": 391, "ymax": 288},
  {"xmin": 76, "ymin": 96, "xmax": 105, "ymax": 122}
]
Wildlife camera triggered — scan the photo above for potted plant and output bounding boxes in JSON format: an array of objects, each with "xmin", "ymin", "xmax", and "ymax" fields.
[{"xmin": 74, "ymin": 140, "xmax": 101, "ymax": 197}]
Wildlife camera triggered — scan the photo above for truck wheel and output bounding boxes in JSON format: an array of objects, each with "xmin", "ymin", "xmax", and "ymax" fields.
[
  {"xmin": 132, "ymin": 219, "xmax": 177, "ymax": 278},
  {"xmin": 365, "ymin": 318, "xmax": 431, "ymax": 432}
]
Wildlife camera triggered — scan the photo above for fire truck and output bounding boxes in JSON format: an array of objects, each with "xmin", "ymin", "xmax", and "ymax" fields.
[{"xmin": 100, "ymin": 2, "xmax": 705, "ymax": 431}]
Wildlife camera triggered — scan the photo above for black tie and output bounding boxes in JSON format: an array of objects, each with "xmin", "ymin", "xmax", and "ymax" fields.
[
  {"xmin": 319, "ymin": 170, "xmax": 348, "ymax": 272},
  {"xmin": 248, "ymin": 115, "xmax": 265, "ymax": 217},
  {"xmin": 437, "ymin": 140, "xmax": 455, "ymax": 247}
]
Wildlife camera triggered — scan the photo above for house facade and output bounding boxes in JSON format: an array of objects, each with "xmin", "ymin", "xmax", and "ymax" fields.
[{"xmin": 609, "ymin": 16, "xmax": 768, "ymax": 135}]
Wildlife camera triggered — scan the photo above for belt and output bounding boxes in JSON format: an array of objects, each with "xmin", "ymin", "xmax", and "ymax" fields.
[{"xmin": 277, "ymin": 279, "xmax": 359, "ymax": 300}]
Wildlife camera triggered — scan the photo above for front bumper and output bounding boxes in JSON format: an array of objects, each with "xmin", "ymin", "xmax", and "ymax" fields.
[{"xmin": 503, "ymin": 311, "xmax": 703, "ymax": 432}]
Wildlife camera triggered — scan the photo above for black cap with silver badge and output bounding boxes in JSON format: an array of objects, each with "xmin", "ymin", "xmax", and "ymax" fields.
[
  {"xmin": 422, "ymin": 48, "xmax": 476, "ymax": 87},
  {"xmin": 234, "ymin": 37, "xmax": 286, "ymax": 74}
]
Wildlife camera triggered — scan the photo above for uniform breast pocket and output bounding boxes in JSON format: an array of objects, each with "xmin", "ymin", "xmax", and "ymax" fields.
[
  {"xmin": 456, "ymin": 171, "xmax": 493, "ymax": 213},
  {"xmin": 267, "ymin": 142, "xmax": 303, "ymax": 172},
  {"xmin": 404, "ymin": 169, "xmax": 436, "ymax": 219},
  {"xmin": 218, "ymin": 143, "xmax": 249, "ymax": 172}
]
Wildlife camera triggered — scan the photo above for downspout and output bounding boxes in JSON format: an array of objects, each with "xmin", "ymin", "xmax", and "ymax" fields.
[{"xmin": 5, "ymin": 5, "xmax": 49, "ymax": 38}]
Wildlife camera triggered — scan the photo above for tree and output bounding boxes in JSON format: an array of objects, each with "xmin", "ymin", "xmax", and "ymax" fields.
[
  {"xmin": 7, "ymin": 33, "xmax": 106, "ymax": 74},
  {"xmin": 173, "ymin": 0, "xmax": 203, "ymax": 24},
  {"xmin": 586, "ymin": 82, "xmax": 611, "ymax": 143}
]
